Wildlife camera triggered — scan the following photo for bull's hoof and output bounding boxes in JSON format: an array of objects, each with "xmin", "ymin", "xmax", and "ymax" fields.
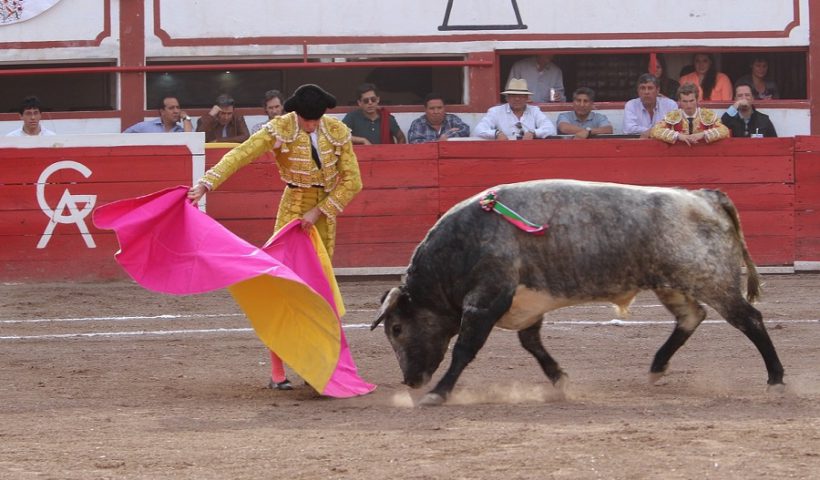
[
  {"xmin": 418, "ymin": 392, "xmax": 445, "ymax": 407},
  {"xmin": 648, "ymin": 371, "xmax": 665, "ymax": 385},
  {"xmin": 766, "ymin": 382, "xmax": 786, "ymax": 394},
  {"xmin": 554, "ymin": 373, "xmax": 569, "ymax": 394}
]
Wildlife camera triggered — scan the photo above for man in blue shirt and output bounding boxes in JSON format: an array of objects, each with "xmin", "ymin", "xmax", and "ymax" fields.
[
  {"xmin": 123, "ymin": 96, "xmax": 193, "ymax": 133},
  {"xmin": 556, "ymin": 87, "xmax": 612, "ymax": 139},
  {"xmin": 407, "ymin": 93, "xmax": 470, "ymax": 143}
]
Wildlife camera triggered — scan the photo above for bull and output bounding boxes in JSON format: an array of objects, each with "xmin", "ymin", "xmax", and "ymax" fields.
[{"xmin": 371, "ymin": 179, "xmax": 784, "ymax": 406}]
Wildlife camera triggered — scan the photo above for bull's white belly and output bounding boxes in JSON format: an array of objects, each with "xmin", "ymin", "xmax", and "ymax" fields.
[{"xmin": 495, "ymin": 285, "xmax": 578, "ymax": 331}]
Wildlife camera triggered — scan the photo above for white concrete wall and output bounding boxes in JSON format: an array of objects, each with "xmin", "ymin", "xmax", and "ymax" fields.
[
  {"xmin": 0, "ymin": 0, "xmax": 118, "ymax": 62},
  {"xmin": 148, "ymin": 0, "xmax": 809, "ymax": 58}
]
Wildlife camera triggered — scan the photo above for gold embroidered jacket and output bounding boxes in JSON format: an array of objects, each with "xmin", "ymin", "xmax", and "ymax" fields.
[
  {"xmin": 650, "ymin": 108, "xmax": 730, "ymax": 144},
  {"xmin": 199, "ymin": 112, "xmax": 362, "ymax": 220}
]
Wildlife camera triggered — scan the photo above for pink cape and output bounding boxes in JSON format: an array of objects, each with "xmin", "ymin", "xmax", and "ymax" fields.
[{"xmin": 92, "ymin": 186, "xmax": 375, "ymax": 398}]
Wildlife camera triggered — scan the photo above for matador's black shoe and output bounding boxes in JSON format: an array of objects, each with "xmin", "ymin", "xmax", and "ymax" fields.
[{"xmin": 268, "ymin": 379, "xmax": 294, "ymax": 390}]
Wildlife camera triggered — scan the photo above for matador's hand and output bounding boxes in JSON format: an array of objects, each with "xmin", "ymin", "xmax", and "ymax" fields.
[
  {"xmin": 301, "ymin": 207, "xmax": 322, "ymax": 232},
  {"xmin": 187, "ymin": 184, "xmax": 208, "ymax": 204}
]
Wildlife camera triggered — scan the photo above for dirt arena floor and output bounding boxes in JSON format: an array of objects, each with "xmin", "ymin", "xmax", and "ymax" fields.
[{"xmin": 2, "ymin": 274, "xmax": 819, "ymax": 479}]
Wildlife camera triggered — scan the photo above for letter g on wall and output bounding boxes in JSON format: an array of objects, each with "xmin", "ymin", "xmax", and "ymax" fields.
[{"xmin": 36, "ymin": 160, "xmax": 97, "ymax": 249}]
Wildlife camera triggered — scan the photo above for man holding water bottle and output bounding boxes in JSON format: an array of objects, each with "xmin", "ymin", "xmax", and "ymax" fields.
[{"xmin": 721, "ymin": 82, "xmax": 778, "ymax": 138}]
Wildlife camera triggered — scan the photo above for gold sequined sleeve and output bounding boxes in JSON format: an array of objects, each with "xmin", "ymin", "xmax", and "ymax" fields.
[
  {"xmin": 704, "ymin": 120, "xmax": 730, "ymax": 143},
  {"xmin": 650, "ymin": 121, "xmax": 679, "ymax": 144},
  {"xmin": 318, "ymin": 138, "xmax": 362, "ymax": 220},
  {"xmin": 198, "ymin": 128, "xmax": 275, "ymax": 190}
]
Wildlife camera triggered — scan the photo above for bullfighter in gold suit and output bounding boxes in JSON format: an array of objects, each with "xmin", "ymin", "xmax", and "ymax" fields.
[
  {"xmin": 187, "ymin": 84, "xmax": 362, "ymax": 390},
  {"xmin": 651, "ymin": 83, "xmax": 729, "ymax": 145}
]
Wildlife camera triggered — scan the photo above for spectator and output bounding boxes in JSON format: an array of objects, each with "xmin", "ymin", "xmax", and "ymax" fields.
[
  {"xmin": 474, "ymin": 78, "xmax": 556, "ymax": 140},
  {"xmin": 342, "ymin": 83, "xmax": 406, "ymax": 145},
  {"xmin": 556, "ymin": 87, "xmax": 613, "ymax": 139},
  {"xmin": 735, "ymin": 57, "xmax": 779, "ymax": 100},
  {"xmin": 678, "ymin": 53, "xmax": 733, "ymax": 101},
  {"xmin": 123, "ymin": 96, "xmax": 193, "ymax": 133},
  {"xmin": 251, "ymin": 89, "xmax": 284, "ymax": 133},
  {"xmin": 407, "ymin": 93, "xmax": 470, "ymax": 143},
  {"xmin": 6, "ymin": 96, "xmax": 55, "ymax": 136},
  {"xmin": 195, "ymin": 94, "xmax": 250, "ymax": 143},
  {"xmin": 650, "ymin": 83, "xmax": 729, "ymax": 145},
  {"xmin": 622, "ymin": 73, "xmax": 678, "ymax": 138},
  {"xmin": 506, "ymin": 54, "xmax": 565, "ymax": 103},
  {"xmin": 721, "ymin": 82, "xmax": 777, "ymax": 138},
  {"xmin": 188, "ymin": 84, "xmax": 362, "ymax": 391},
  {"xmin": 653, "ymin": 54, "xmax": 680, "ymax": 99}
]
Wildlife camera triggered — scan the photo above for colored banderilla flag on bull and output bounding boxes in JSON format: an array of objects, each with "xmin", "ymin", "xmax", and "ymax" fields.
[{"xmin": 92, "ymin": 186, "xmax": 375, "ymax": 398}]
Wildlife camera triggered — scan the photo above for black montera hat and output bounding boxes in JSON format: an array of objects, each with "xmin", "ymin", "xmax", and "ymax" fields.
[{"xmin": 283, "ymin": 84, "xmax": 337, "ymax": 120}]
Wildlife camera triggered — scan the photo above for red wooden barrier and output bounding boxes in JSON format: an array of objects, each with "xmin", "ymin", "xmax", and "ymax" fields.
[
  {"xmin": 1, "ymin": 135, "xmax": 817, "ymax": 281},
  {"xmin": 794, "ymin": 136, "xmax": 820, "ymax": 266},
  {"xmin": 1, "ymin": 134, "xmax": 204, "ymax": 281}
]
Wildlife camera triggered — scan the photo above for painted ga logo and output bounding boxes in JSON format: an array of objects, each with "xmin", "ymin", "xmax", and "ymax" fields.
[{"xmin": 36, "ymin": 160, "xmax": 97, "ymax": 249}]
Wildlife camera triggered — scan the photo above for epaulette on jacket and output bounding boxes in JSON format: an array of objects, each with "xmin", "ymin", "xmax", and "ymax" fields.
[
  {"xmin": 699, "ymin": 108, "xmax": 719, "ymax": 126},
  {"xmin": 321, "ymin": 116, "xmax": 352, "ymax": 146},
  {"xmin": 664, "ymin": 109, "xmax": 683, "ymax": 125},
  {"xmin": 270, "ymin": 113, "xmax": 298, "ymax": 143}
]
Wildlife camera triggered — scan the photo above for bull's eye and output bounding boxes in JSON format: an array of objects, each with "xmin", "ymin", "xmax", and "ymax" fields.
[{"xmin": 391, "ymin": 324, "xmax": 402, "ymax": 337}]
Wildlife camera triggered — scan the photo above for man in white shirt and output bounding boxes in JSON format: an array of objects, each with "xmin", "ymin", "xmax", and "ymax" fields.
[
  {"xmin": 474, "ymin": 78, "xmax": 556, "ymax": 141},
  {"xmin": 6, "ymin": 96, "xmax": 56, "ymax": 136},
  {"xmin": 506, "ymin": 54, "xmax": 565, "ymax": 103},
  {"xmin": 622, "ymin": 74, "xmax": 678, "ymax": 138}
]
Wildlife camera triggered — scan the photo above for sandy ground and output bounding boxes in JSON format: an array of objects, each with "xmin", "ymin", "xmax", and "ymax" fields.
[{"xmin": 1, "ymin": 274, "xmax": 819, "ymax": 479}]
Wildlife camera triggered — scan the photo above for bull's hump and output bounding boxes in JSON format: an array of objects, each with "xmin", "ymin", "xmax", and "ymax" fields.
[{"xmin": 495, "ymin": 285, "xmax": 578, "ymax": 331}]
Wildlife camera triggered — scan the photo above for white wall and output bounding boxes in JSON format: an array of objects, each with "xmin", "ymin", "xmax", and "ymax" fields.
[{"xmin": 148, "ymin": 0, "xmax": 809, "ymax": 58}]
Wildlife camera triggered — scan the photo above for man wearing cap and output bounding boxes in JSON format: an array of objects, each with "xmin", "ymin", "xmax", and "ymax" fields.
[
  {"xmin": 187, "ymin": 84, "xmax": 362, "ymax": 390},
  {"xmin": 474, "ymin": 78, "xmax": 556, "ymax": 140}
]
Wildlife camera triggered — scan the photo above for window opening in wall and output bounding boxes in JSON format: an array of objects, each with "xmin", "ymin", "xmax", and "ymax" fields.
[
  {"xmin": 0, "ymin": 62, "xmax": 116, "ymax": 113},
  {"xmin": 146, "ymin": 57, "xmax": 466, "ymax": 109},
  {"xmin": 500, "ymin": 51, "xmax": 807, "ymax": 103}
]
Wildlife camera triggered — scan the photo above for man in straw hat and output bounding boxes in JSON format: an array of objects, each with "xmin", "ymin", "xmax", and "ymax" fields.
[
  {"xmin": 474, "ymin": 78, "xmax": 556, "ymax": 141},
  {"xmin": 188, "ymin": 84, "xmax": 362, "ymax": 390}
]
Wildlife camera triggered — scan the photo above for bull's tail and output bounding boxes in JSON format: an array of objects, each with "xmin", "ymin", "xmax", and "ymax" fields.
[{"xmin": 708, "ymin": 189, "xmax": 761, "ymax": 303}]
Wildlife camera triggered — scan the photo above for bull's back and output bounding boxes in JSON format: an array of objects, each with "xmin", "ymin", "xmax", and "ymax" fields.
[{"xmin": 414, "ymin": 180, "xmax": 746, "ymax": 299}]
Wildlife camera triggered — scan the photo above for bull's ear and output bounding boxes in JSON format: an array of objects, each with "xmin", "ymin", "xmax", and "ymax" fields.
[{"xmin": 371, "ymin": 287, "xmax": 403, "ymax": 331}]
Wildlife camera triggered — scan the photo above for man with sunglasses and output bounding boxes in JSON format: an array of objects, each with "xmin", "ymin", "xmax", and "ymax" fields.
[
  {"xmin": 342, "ymin": 83, "xmax": 406, "ymax": 145},
  {"xmin": 474, "ymin": 78, "xmax": 556, "ymax": 140}
]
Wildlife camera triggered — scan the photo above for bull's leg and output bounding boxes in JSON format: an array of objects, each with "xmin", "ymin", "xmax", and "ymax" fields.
[
  {"xmin": 650, "ymin": 289, "xmax": 706, "ymax": 383},
  {"xmin": 712, "ymin": 298, "xmax": 784, "ymax": 388},
  {"xmin": 517, "ymin": 321, "xmax": 567, "ymax": 390},
  {"xmin": 419, "ymin": 290, "xmax": 513, "ymax": 406}
]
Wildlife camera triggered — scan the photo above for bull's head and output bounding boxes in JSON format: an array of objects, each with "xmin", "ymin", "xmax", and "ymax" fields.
[{"xmin": 371, "ymin": 286, "xmax": 453, "ymax": 388}]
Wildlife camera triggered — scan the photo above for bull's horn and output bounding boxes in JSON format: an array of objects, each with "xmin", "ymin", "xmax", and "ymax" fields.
[{"xmin": 371, "ymin": 287, "xmax": 402, "ymax": 330}]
